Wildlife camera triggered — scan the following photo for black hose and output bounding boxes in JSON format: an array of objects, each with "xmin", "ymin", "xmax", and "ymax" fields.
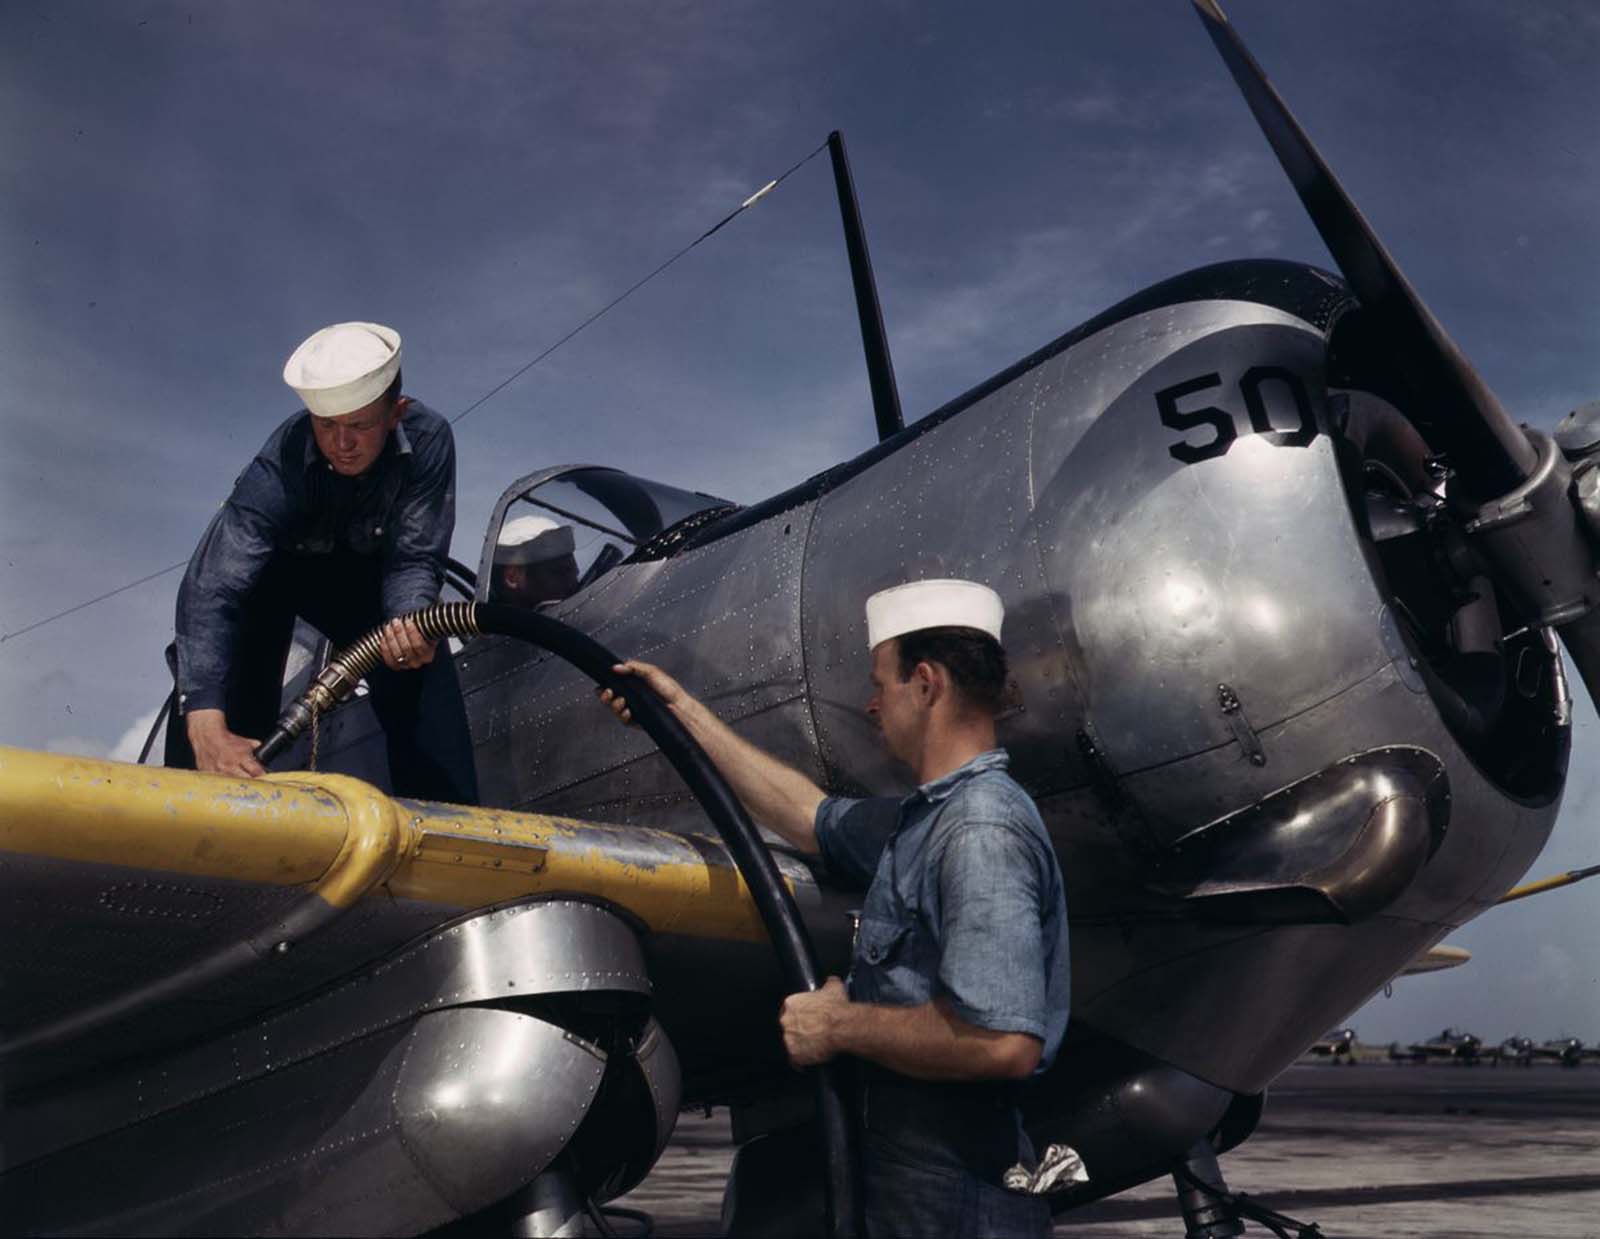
[
  {"xmin": 256, "ymin": 602, "xmax": 861, "ymax": 1238},
  {"xmin": 586, "ymin": 1197, "xmax": 655, "ymax": 1239},
  {"xmin": 444, "ymin": 556, "xmax": 478, "ymax": 600},
  {"xmin": 137, "ymin": 690, "xmax": 175, "ymax": 765}
]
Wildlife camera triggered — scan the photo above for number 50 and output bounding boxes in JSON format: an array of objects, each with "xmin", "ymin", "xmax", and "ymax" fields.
[{"xmin": 1157, "ymin": 368, "xmax": 1317, "ymax": 464}]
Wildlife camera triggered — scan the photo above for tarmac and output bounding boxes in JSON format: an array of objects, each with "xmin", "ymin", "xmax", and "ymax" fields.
[{"xmin": 613, "ymin": 1063, "xmax": 1600, "ymax": 1238}]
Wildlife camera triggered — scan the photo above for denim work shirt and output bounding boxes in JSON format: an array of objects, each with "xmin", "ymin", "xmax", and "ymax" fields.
[
  {"xmin": 814, "ymin": 750, "xmax": 1070, "ymax": 1071},
  {"xmin": 174, "ymin": 402, "xmax": 457, "ymax": 713}
]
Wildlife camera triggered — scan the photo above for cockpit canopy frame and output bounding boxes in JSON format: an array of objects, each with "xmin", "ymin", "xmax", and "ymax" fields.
[{"xmin": 475, "ymin": 465, "xmax": 738, "ymax": 605}]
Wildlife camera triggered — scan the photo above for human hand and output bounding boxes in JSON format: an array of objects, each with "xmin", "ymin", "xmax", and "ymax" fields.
[
  {"xmin": 779, "ymin": 976, "xmax": 849, "ymax": 1068},
  {"xmin": 597, "ymin": 659, "xmax": 689, "ymax": 726},
  {"xmin": 187, "ymin": 708, "xmax": 265, "ymax": 778},
  {"xmin": 378, "ymin": 617, "xmax": 436, "ymax": 672}
]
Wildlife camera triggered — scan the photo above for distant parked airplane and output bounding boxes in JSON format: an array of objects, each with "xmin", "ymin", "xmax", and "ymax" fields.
[{"xmin": 1406, "ymin": 1029, "xmax": 1483, "ymax": 1064}]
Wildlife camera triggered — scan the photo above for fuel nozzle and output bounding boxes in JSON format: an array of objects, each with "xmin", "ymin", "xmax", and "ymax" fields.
[{"xmin": 253, "ymin": 601, "xmax": 481, "ymax": 764}]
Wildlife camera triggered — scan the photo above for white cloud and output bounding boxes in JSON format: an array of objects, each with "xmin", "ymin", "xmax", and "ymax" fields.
[
  {"xmin": 1061, "ymin": 94, "xmax": 1121, "ymax": 123},
  {"xmin": 44, "ymin": 735, "xmax": 110, "ymax": 760},
  {"xmin": 44, "ymin": 706, "xmax": 163, "ymax": 766},
  {"xmin": 109, "ymin": 708, "xmax": 163, "ymax": 765}
]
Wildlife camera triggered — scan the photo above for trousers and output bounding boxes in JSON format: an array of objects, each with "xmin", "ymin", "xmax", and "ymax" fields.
[
  {"xmin": 858, "ymin": 1066, "xmax": 1050, "ymax": 1239},
  {"xmin": 166, "ymin": 550, "xmax": 479, "ymax": 805}
]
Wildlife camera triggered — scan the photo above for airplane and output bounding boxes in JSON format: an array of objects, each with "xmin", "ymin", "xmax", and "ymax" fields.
[
  {"xmin": 1404, "ymin": 1029, "xmax": 1484, "ymax": 1066},
  {"xmin": 1533, "ymin": 1037, "xmax": 1586, "ymax": 1068},
  {"xmin": 7, "ymin": 2, "xmax": 1600, "ymax": 1236},
  {"xmin": 1306, "ymin": 1028, "xmax": 1356, "ymax": 1062},
  {"xmin": 1490, "ymin": 1036, "xmax": 1534, "ymax": 1067}
]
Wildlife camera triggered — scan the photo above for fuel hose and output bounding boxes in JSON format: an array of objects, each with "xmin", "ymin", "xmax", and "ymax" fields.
[{"xmin": 256, "ymin": 602, "xmax": 862, "ymax": 1239}]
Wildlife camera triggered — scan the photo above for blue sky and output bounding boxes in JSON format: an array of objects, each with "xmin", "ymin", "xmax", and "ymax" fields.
[{"xmin": 2, "ymin": 1, "xmax": 1597, "ymax": 1044}]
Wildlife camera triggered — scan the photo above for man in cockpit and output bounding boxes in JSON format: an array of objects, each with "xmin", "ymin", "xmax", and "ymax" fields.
[
  {"xmin": 489, "ymin": 515, "xmax": 580, "ymax": 608},
  {"xmin": 166, "ymin": 321, "xmax": 478, "ymax": 804}
]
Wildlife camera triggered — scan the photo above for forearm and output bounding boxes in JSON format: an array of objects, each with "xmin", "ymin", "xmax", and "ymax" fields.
[
  {"xmin": 175, "ymin": 567, "xmax": 244, "ymax": 713},
  {"xmin": 381, "ymin": 556, "xmax": 444, "ymax": 617},
  {"xmin": 176, "ymin": 485, "xmax": 284, "ymax": 710},
  {"xmin": 385, "ymin": 422, "xmax": 454, "ymax": 617},
  {"xmin": 832, "ymin": 998, "xmax": 1041, "ymax": 1082},
  {"xmin": 173, "ymin": 627, "xmax": 232, "ymax": 712},
  {"xmin": 671, "ymin": 695, "xmax": 825, "ymax": 853}
]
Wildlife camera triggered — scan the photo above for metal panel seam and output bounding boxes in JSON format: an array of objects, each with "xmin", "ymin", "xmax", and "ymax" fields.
[{"xmin": 793, "ymin": 499, "xmax": 831, "ymax": 786}]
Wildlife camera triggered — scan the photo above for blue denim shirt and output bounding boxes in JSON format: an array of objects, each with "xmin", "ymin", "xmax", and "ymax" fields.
[
  {"xmin": 174, "ymin": 402, "xmax": 456, "ymax": 713},
  {"xmin": 814, "ymin": 750, "xmax": 1070, "ymax": 1071}
]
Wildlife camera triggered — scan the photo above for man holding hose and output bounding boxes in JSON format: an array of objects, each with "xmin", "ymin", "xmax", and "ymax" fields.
[
  {"xmin": 166, "ymin": 321, "xmax": 477, "ymax": 804},
  {"xmin": 600, "ymin": 579, "xmax": 1069, "ymax": 1238}
]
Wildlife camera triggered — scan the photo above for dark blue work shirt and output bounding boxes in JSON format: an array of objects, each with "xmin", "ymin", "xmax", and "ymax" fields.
[
  {"xmin": 814, "ymin": 750, "xmax": 1071, "ymax": 1071},
  {"xmin": 174, "ymin": 402, "xmax": 456, "ymax": 713}
]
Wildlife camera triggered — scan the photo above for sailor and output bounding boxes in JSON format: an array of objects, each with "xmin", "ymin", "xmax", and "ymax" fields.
[
  {"xmin": 166, "ymin": 321, "xmax": 479, "ymax": 804},
  {"xmin": 489, "ymin": 514, "xmax": 580, "ymax": 608},
  {"xmin": 599, "ymin": 579, "xmax": 1069, "ymax": 1238}
]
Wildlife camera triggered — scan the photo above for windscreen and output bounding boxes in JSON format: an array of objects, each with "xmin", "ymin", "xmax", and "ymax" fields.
[{"xmin": 488, "ymin": 468, "xmax": 735, "ymax": 604}]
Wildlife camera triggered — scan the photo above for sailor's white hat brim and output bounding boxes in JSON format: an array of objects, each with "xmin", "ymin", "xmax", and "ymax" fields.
[
  {"xmin": 495, "ymin": 515, "xmax": 577, "ymax": 566},
  {"xmin": 865, "ymin": 579, "xmax": 1004, "ymax": 651},
  {"xmin": 283, "ymin": 322, "xmax": 402, "ymax": 418}
]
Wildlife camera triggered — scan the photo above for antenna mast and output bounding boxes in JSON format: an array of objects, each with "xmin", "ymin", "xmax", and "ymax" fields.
[{"xmin": 828, "ymin": 130, "xmax": 904, "ymax": 442}]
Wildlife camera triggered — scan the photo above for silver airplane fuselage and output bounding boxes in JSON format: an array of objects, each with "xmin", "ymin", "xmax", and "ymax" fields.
[{"xmin": 303, "ymin": 261, "xmax": 1566, "ymax": 1140}]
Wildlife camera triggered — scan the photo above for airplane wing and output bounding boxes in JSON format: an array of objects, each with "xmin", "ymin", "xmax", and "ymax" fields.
[
  {"xmin": 1496, "ymin": 864, "xmax": 1600, "ymax": 905},
  {"xmin": 1398, "ymin": 944, "xmax": 1472, "ymax": 976},
  {"xmin": 1390, "ymin": 862, "xmax": 1600, "ymax": 980},
  {"xmin": 1366, "ymin": 857, "xmax": 1594, "ymax": 1068},
  {"xmin": 0, "ymin": 745, "xmax": 850, "ymax": 1236}
]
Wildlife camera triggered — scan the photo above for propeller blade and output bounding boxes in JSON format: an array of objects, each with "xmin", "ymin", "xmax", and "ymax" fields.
[{"xmin": 1191, "ymin": 0, "xmax": 1536, "ymax": 497}]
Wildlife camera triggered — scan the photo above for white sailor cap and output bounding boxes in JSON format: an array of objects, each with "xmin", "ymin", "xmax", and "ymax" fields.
[
  {"xmin": 865, "ymin": 579, "xmax": 1004, "ymax": 651},
  {"xmin": 495, "ymin": 515, "xmax": 577, "ymax": 566},
  {"xmin": 282, "ymin": 322, "xmax": 402, "ymax": 418}
]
